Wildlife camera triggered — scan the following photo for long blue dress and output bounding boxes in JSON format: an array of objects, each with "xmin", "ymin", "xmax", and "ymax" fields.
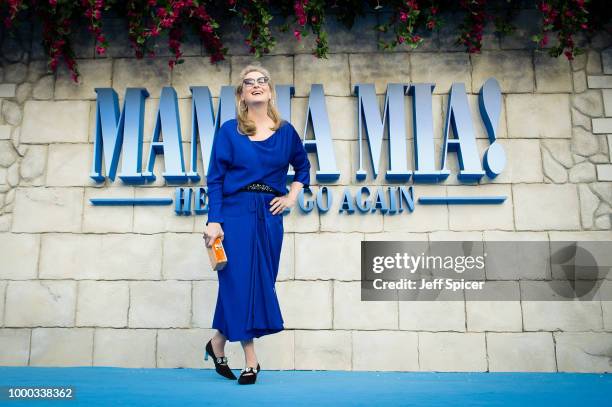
[{"xmin": 206, "ymin": 118, "xmax": 311, "ymax": 342}]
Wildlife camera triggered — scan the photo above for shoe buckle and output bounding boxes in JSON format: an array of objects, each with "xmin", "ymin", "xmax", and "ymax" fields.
[{"xmin": 217, "ymin": 356, "xmax": 228, "ymax": 365}]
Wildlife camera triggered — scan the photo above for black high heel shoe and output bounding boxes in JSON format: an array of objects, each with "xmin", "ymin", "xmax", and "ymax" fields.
[
  {"xmin": 238, "ymin": 362, "xmax": 260, "ymax": 385},
  {"xmin": 204, "ymin": 339, "xmax": 237, "ymax": 380}
]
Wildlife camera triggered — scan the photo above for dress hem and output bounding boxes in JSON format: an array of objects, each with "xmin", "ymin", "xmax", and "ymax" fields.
[{"xmin": 212, "ymin": 325, "xmax": 285, "ymax": 343}]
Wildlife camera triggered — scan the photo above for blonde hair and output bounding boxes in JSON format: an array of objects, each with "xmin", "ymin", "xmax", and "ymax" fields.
[{"xmin": 235, "ymin": 63, "xmax": 284, "ymax": 137}]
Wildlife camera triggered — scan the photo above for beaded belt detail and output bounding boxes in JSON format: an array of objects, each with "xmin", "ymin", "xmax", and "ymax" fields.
[{"xmin": 239, "ymin": 182, "xmax": 284, "ymax": 196}]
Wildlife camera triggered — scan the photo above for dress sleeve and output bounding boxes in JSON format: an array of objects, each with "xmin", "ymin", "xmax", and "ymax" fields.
[
  {"xmin": 205, "ymin": 127, "xmax": 233, "ymax": 225},
  {"xmin": 289, "ymin": 125, "xmax": 311, "ymax": 189}
]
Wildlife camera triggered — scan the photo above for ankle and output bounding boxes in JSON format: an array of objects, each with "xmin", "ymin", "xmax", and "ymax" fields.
[{"xmin": 211, "ymin": 336, "xmax": 225, "ymax": 354}]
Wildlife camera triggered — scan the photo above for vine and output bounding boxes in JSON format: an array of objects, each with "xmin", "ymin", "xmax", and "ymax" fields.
[{"xmin": 1, "ymin": 0, "xmax": 609, "ymax": 83}]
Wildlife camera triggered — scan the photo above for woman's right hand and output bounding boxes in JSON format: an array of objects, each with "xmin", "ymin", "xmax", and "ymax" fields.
[{"xmin": 204, "ymin": 222, "xmax": 224, "ymax": 248}]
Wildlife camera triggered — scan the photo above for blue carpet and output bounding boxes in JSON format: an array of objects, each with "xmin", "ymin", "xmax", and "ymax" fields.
[{"xmin": 0, "ymin": 367, "xmax": 610, "ymax": 406}]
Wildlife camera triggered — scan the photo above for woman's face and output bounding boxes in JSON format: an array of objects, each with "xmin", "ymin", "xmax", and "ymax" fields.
[{"xmin": 240, "ymin": 70, "xmax": 271, "ymax": 108}]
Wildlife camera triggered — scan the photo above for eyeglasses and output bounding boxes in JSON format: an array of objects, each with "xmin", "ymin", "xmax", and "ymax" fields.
[{"xmin": 243, "ymin": 76, "xmax": 269, "ymax": 88}]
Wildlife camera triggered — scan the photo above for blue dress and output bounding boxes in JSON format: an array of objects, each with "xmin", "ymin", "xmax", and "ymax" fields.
[{"xmin": 206, "ymin": 118, "xmax": 311, "ymax": 342}]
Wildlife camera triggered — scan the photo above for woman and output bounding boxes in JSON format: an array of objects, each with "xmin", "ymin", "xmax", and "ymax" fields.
[{"xmin": 203, "ymin": 63, "xmax": 311, "ymax": 385}]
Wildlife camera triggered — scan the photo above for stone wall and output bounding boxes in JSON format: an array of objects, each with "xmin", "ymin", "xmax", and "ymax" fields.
[{"xmin": 0, "ymin": 10, "xmax": 611, "ymax": 372}]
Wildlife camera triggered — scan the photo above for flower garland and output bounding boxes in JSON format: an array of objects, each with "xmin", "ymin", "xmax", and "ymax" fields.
[
  {"xmin": 376, "ymin": 0, "xmax": 441, "ymax": 50},
  {"xmin": 82, "ymin": 0, "xmax": 110, "ymax": 56},
  {"xmin": 293, "ymin": 0, "xmax": 328, "ymax": 57},
  {"xmin": 1, "ymin": 0, "xmax": 609, "ymax": 83},
  {"xmin": 457, "ymin": 0, "xmax": 488, "ymax": 53},
  {"xmin": 534, "ymin": 0, "xmax": 591, "ymax": 60},
  {"xmin": 233, "ymin": 0, "xmax": 276, "ymax": 57}
]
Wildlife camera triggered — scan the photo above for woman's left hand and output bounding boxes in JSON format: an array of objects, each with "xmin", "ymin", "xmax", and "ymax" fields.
[{"xmin": 269, "ymin": 194, "xmax": 296, "ymax": 215}]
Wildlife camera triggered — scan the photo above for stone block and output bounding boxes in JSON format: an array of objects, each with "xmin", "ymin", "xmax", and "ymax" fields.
[
  {"xmin": 418, "ymin": 332, "xmax": 487, "ymax": 372},
  {"xmin": 293, "ymin": 54, "xmax": 350, "ymax": 97},
  {"xmin": 0, "ymin": 125, "xmax": 11, "ymax": 140},
  {"xmin": 0, "ymin": 329, "xmax": 30, "ymax": 365},
  {"xmin": 5, "ymin": 281, "xmax": 77, "ymax": 327},
  {"xmin": 349, "ymin": 53, "xmax": 410, "ymax": 95},
  {"xmin": 466, "ymin": 301, "xmax": 523, "ymax": 332},
  {"xmin": 129, "ymin": 281, "xmax": 191, "ymax": 328},
  {"xmin": 353, "ymin": 331, "xmax": 419, "ymax": 371},
  {"xmin": 399, "ymin": 302, "xmax": 465, "ymax": 331},
  {"xmin": 534, "ymin": 51, "xmax": 572, "ymax": 93},
  {"xmin": 448, "ymin": 184, "xmax": 513, "ymax": 231},
  {"xmin": 513, "ymin": 184, "xmax": 580, "ymax": 230},
  {"xmin": 93, "ymin": 328, "xmax": 156, "ymax": 368},
  {"xmin": 39, "ymin": 233, "xmax": 162, "ymax": 280},
  {"xmin": 569, "ymin": 162, "xmax": 596, "ymax": 182},
  {"xmin": 191, "ymin": 281, "xmax": 217, "ymax": 328},
  {"xmin": 573, "ymin": 70, "xmax": 587, "ymax": 93},
  {"xmin": 604, "ymin": 89, "xmax": 612, "ymax": 116},
  {"xmin": 0, "ymin": 233, "xmax": 40, "ymax": 279},
  {"xmin": 587, "ymin": 75, "xmax": 612, "ymax": 88},
  {"xmin": 294, "ymin": 330, "xmax": 352, "ymax": 370},
  {"xmin": 472, "ymin": 51, "xmax": 534, "ymax": 93},
  {"xmin": 277, "ymin": 280, "xmax": 332, "ymax": 329},
  {"xmin": 30, "ymin": 328, "xmax": 93, "ymax": 366},
  {"xmin": 76, "ymin": 281, "xmax": 129, "ymax": 327},
  {"xmin": 500, "ymin": 10, "xmax": 539, "ymax": 50},
  {"xmin": 488, "ymin": 139, "xmax": 542, "ymax": 183},
  {"xmin": 507, "ymin": 94, "xmax": 571, "ymax": 138},
  {"xmin": 596, "ymin": 164, "xmax": 612, "ymax": 181},
  {"xmin": 522, "ymin": 301, "xmax": 603, "ymax": 331},
  {"xmin": 163, "ymin": 232, "xmax": 216, "ymax": 280},
  {"xmin": 295, "ymin": 232, "xmax": 362, "ymax": 280},
  {"xmin": 411, "ymin": 53, "xmax": 471, "ymax": 94},
  {"xmin": 334, "ymin": 281, "xmax": 397, "ymax": 329},
  {"xmin": 113, "ymin": 58, "xmax": 171, "ymax": 98},
  {"xmin": 0, "ymin": 280, "xmax": 5, "ymax": 325},
  {"xmin": 0, "ymin": 140, "xmax": 18, "ymax": 168},
  {"xmin": 157, "ymin": 328, "xmax": 209, "ymax": 368},
  {"xmin": 173, "ymin": 57, "xmax": 230, "ymax": 98},
  {"xmin": 555, "ymin": 332, "xmax": 612, "ymax": 372},
  {"xmin": 55, "ymin": 59, "xmax": 112, "ymax": 100},
  {"xmin": 47, "ymin": 144, "xmax": 97, "ymax": 187},
  {"xmin": 19, "ymin": 144, "xmax": 46, "ymax": 186},
  {"xmin": 0, "ymin": 83, "xmax": 16, "ymax": 98},
  {"xmin": 82, "ymin": 187, "xmax": 135, "ymax": 233},
  {"xmin": 593, "ymin": 118, "xmax": 612, "ymax": 134},
  {"xmin": 487, "ymin": 332, "xmax": 556, "ymax": 372},
  {"xmin": 572, "ymin": 127, "xmax": 600, "ymax": 156},
  {"xmin": 22, "ymin": 101, "xmax": 90, "ymax": 143},
  {"xmin": 325, "ymin": 13, "xmax": 378, "ymax": 53}
]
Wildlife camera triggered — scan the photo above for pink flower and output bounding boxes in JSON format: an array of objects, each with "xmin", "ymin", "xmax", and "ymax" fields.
[
  {"xmin": 539, "ymin": 2, "xmax": 551, "ymax": 13},
  {"xmin": 293, "ymin": 29, "xmax": 302, "ymax": 41},
  {"xmin": 399, "ymin": 11, "xmax": 408, "ymax": 22}
]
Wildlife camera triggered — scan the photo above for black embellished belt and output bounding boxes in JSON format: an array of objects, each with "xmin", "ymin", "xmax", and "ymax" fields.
[{"xmin": 239, "ymin": 182, "xmax": 284, "ymax": 196}]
